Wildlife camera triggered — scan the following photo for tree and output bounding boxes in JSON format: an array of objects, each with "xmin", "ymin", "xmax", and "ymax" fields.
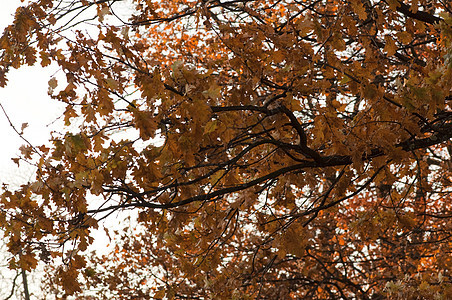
[{"xmin": 1, "ymin": 0, "xmax": 452, "ymax": 298}]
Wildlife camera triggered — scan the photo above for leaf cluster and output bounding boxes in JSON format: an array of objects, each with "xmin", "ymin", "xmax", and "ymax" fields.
[{"xmin": 0, "ymin": 0, "xmax": 452, "ymax": 298}]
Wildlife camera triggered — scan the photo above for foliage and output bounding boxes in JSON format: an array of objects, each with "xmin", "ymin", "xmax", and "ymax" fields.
[{"xmin": 1, "ymin": 0, "xmax": 452, "ymax": 298}]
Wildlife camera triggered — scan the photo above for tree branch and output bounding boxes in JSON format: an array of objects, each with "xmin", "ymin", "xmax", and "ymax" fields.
[{"xmin": 394, "ymin": 1, "xmax": 442, "ymax": 24}]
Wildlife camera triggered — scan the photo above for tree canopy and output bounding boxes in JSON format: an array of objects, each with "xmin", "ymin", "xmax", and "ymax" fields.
[{"xmin": 1, "ymin": 0, "xmax": 452, "ymax": 298}]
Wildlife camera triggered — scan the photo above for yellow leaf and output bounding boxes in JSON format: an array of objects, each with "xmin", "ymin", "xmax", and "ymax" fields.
[
  {"xmin": 48, "ymin": 77, "xmax": 57, "ymax": 93},
  {"xmin": 154, "ymin": 289, "xmax": 166, "ymax": 299},
  {"xmin": 202, "ymin": 84, "xmax": 222, "ymax": 100},
  {"xmin": 396, "ymin": 31, "xmax": 412, "ymax": 44},
  {"xmin": 210, "ymin": 169, "xmax": 226, "ymax": 185},
  {"xmin": 340, "ymin": 74, "xmax": 351, "ymax": 84},
  {"xmin": 203, "ymin": 119, "xmax": 218, "ymax": 135},
  {"xmin": 40, "ymin": 51, "xmax": 51, "ymax": 67},
  {"xmin": 105, "ymin": 77, "xmax": 118, "ymax": 90},
  {"xmin": 351, "ymin": 0, "xmax": 367, "ymax": 20},
  {"xmin": 384, "ymin": 36, "xmax": 397, "ymax": 56}
]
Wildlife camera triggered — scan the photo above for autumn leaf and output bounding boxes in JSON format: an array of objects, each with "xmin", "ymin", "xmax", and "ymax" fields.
[
  {"xmin": 384, "ymin": 35, "xmax": 398, "ymax": 56},
  {"xmin": 0, "ymin": 0, "xmax": 451, "ymax": 299},
  {"xmin": 20, "ymin": 122, "xmax": 28, "ymax": 132},
  {"xmin": 48, "ymin": 77, "xmax": 57, "ymax": 93}
]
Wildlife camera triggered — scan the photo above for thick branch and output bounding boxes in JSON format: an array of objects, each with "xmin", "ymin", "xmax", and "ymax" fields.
[
  {"xmin": 91, "ymin": 113, "xmax": 452, "ymax": 214},
  {"xmin": 394, "ymin": 1, "xmax": 442, "ymax": 24}
]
